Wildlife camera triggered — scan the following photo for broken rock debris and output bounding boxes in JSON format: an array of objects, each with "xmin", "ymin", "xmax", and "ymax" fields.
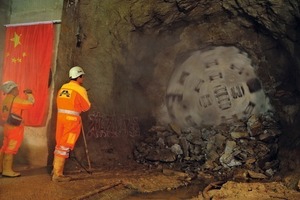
[{"xmin": 134, "ymin": 112, "xmax": 281, "ymax": 181}]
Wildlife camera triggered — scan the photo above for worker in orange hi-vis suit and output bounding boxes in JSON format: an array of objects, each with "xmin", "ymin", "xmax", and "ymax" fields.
[
  {"xmin": 0, "ymin": 81, "xmax": 35, "ymax": 177},
  {"xmin": 52, "ymin": 66, "xmax": 91, "ymax": 182}
]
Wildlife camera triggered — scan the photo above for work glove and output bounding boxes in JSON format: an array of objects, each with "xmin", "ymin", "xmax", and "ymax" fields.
[{"xmin": 23, "ymin": 89, "xmax": 33, "ymax": 94}]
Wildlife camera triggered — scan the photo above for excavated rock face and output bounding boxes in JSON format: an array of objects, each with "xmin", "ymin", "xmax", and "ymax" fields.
[{"xmin": 56, "ymin": 0, "xmax": 300, "ymax": 172}]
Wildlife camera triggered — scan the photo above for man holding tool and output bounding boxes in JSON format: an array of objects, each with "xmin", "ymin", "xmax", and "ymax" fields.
[
  {"xmin": 0, "ymin": 81, "xmax": 35, "ymax": 177},
  {"xmin": 52, "ymin": 66, "xmax": 91, "ymax": 182}
]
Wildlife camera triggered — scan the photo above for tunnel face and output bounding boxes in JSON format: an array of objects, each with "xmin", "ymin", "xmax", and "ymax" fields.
[{"xmin": 166, "ymin": 46, "xmax": 272, "ymax": 127}]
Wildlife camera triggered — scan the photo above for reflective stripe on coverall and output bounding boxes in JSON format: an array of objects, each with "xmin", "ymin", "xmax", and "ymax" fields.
[
  {"xmin": 0, "ymin": 94, "xmax": 34, "ymax": 154},
  {"xmin": 55, "ymin": 81, "xmax": 91, "ymax": 158}
]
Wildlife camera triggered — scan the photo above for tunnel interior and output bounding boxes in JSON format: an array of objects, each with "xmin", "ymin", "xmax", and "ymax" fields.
[
  {"xmin": 50, "ymin": 0, "xmax": 300, "ymax": 188},
  {"xmin": 0, "ymin": 0, "xmax": 299, "ymax": 197}
]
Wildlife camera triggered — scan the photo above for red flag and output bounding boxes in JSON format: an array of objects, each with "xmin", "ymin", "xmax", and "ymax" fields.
[{"xmin": 2, "ymin": 23, "xmax": 54, "ymax": 126}]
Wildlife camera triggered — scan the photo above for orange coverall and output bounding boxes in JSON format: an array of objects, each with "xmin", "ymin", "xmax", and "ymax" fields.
[
  {"xmin": 54, "ymin": 81, "xmax": 91, "ymax": 158},
  {"xmin": 0, "ymin": 94, "xmax": 34, "ymax": 154}
]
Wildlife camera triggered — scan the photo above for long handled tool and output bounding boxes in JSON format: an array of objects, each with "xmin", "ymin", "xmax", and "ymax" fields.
[
  {"xmin": 82, "ymin": 125, "xmax": 92, "ymax": 171},
  {"xmin": 69, "ymin": 151, "xmax": 92, "ymax": 174}
]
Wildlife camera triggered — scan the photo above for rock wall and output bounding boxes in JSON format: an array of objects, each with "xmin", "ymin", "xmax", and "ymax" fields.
[{"xmin": 55, "ymin": 0, "xmax": 300, "ymax": 169}]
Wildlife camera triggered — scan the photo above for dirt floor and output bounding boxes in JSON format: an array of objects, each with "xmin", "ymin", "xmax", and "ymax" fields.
[
  {"xmin": 0, "ymin": 162, "xmax": 189, "ymax": 200},
  {"xmin": 1, "ymin": 161, "xmax": 300, "ymax": 200},
  {"xmin": 195, "ymin": 181, "xmax": 300, "ymax": 200}
]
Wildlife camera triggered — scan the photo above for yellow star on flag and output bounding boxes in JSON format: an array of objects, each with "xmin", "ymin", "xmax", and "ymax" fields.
[{"xmin": 10, "ymin": 32, "xmax": 21, "ymax": 48}]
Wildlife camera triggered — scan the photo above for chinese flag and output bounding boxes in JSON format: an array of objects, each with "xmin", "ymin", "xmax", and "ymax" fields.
[{"xmin": 2, "ymin": 23, "xmax": 54, "ymax": 126}]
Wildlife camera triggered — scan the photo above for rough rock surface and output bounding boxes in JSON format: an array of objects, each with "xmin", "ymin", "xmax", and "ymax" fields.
[
  {"xmin": 52, "ymin": 1, "xmax": 300, "ymax": 198},
  {"xmin": 54, "ymin": 0, "xmax": 300, "ymax": 171}
]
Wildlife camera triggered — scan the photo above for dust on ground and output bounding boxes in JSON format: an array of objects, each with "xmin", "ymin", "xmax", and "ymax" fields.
[
  {"xmin": 193, "ymin": 181, "xmax": 300, "ymax": 200},
  {"xmin": 0, "ymin": 162, "xmax": 188, "ymax": 200},
  {"xmin": 0, "ymin": 163, "xmax": 299, "ymax": 200}
]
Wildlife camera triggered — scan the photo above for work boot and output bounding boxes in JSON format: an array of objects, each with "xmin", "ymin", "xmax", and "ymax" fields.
[
  {"xmin": 2, "ymin": 153, "xmax": 21, "ymax": 177},
  {"xmin": 52, "ymin": 156, "xmax": 71, "ymax": 182},
  {"xmin": 0, "ymin": 151, "xmax": 4, "ymax": 174}
]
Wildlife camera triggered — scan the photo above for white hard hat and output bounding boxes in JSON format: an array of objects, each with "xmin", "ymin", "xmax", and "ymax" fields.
[
  {"xmin": 69, "ymin": 66, "xmax": 85, "ymax": 79},
  {"xmin": 1, "ymin": 81, "xmax": 18, "ymax": 94}
]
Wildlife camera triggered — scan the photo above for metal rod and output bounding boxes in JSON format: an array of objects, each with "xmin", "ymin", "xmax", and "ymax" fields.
[
  {"xmin": 4, "ymin": 20, "xmax": 61, "ymax": 27},
  {"xmin": 70, "ymin": 153, "xmax": 92, "ymax": 175},
  {"xmin": 82, "ymin": 125, "xmax": 92, "ymax": 171},
  {"xmin": 74, "ymin": 181, "xmax": 122, "ymax": 200}
]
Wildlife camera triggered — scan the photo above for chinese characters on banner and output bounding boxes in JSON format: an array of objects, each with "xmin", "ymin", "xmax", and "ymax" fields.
[{"xmin": 2, "ymin": 23, "xmax": 54, "ymax": 126}]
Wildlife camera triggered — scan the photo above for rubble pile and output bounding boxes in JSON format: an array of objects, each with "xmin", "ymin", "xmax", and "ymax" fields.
[{"xmin": 133, "ymin": 112, "xmax": 282, "ymax": 181}]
